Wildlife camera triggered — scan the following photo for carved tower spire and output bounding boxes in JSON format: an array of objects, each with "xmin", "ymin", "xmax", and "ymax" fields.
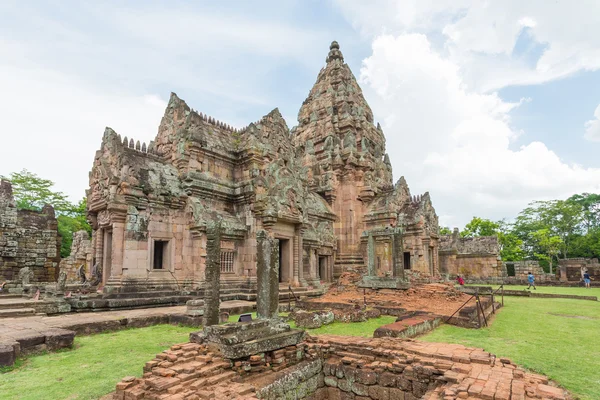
[{"xmin": 292, "ymin": 41, "xmax": 393, "ymax": 256}]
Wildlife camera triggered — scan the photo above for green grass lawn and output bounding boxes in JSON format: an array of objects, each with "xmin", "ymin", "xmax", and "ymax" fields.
[
  {"xmin": 0, "ymin": 325, "xmax": 197, "ymax": 400},
  {"xmin": 422, "ymin": 296, "xmax": 600, "ymax": 400},
  {"xmin": 465, "ymin": 283, "xmax": 600, "ymax": 298}
]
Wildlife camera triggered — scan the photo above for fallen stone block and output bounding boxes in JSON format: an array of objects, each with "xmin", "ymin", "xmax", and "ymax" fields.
[
  {"xmin": 43, "ymin": 328, "xmax": 75, "ymax": 350},
  {"xmin": 0, "ymin": 344, "xmax": 16, "ymax": 366}
]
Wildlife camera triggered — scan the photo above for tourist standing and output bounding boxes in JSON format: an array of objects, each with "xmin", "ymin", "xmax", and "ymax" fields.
[
  {"xmin": 583, "ymin": 270, "xmax": 593, "ymax": 288},
  {"xmin": 527, "ymin": 272, "xmax": 536, "ymax": 290}
]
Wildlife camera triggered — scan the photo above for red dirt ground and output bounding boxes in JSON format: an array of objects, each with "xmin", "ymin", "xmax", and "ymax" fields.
[{"xmin": 313, "ymin": 272, "xmax": 477, "ymax": 317}]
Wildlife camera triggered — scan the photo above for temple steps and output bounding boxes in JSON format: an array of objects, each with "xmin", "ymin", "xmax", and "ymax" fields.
[
  {"xmin": 333, "ymin": 253, "xmax": 366, "ymax": 278},
  {"xmin": 0, "ymin": 298, "xmax": 39, "ymax": 310},
  {"xmin": 103, "ymin": 290, "xmax": 188, "ymax": 299},
  {"xmin": 0, "ymin": 308, "xmax": 38, "ymax": 318}
]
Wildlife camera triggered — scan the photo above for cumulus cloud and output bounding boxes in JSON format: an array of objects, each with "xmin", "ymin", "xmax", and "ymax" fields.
[
  {"xmin": 359, "ymin": 35, "xmax": 600, "ymax": 227},
  {"xmin": 585, "ymin": 105, "xmax": 600, "ymax": 142},
  {"xmin": 335, "ymin": 0, "xmax": 600, "ymax": 91},
  {"xmin": 0, "ymin": 1, "xmax": 334, "ymax": 201},
  {"xmin": 0, "ymin": 62, "xmax": 167, "ymax": 200}
]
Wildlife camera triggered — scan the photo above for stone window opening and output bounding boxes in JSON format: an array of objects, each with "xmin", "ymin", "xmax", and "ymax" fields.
[
  {"xmin": 152, "ymin": 240, "xmax": 169, "ymax": 270},
  {"xmin": 221, "ymin": 251, "xmax": 234, "ymax": 274},
  {"xmin": 403, "ymin": 252, "xmax": 411, "ymax": 269}
]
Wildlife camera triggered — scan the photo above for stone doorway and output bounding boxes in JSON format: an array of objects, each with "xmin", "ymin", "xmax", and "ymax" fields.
[
  {"xmin": 319, "ymin": 256, "xmax": 327, "ymax": 281},
  {"xmin": 278, "ymin": 239, "xmax": 291, "ymax": 283}
]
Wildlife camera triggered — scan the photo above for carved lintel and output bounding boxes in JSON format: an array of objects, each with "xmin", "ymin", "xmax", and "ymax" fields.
[{"xmin": 97, "ymin": 210, "xmax": 111, "ymax": 227}]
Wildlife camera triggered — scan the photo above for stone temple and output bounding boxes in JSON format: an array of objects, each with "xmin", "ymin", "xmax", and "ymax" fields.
[{"xmin": 86, "ymin": 41, "xmax": 441, "ymax": 292}]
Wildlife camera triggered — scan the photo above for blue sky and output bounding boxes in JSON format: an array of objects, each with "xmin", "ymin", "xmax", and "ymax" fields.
[{"xmin": 1, "ymin": 0, "xmax": 600, "ymax": 228}]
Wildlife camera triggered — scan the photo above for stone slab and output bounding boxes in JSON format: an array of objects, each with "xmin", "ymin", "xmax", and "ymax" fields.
[
  {"xmin": 357, "ymin": 276, "xmax": 410, "ymax": 289},
  {"xmin": 218, "ymin": 329, "xmax": 305, "ymax": 359}
]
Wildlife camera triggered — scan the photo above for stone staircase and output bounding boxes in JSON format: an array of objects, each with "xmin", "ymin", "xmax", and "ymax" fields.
[
  {"xmin": 0, "ymin": 295, "xmax": 46, "ymax": 318},
  {"xmin": 67, "ymin": 280, "xmax": 324, "ymax": 313},
  {"xmin": 333, "ymin": 253, "xmax": 365, "ymax": 278}
]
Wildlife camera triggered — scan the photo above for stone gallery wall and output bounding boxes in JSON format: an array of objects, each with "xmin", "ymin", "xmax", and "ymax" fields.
[
  {"xmin": 439, "ymin": 229, "xmax": 502, "ymax": 278},
  {"xmin": 558, "ymin": 258, "xmax": 600, "ymax": 282},
  {"xmin": 0, "ymin": 180, "xmax": 61, "ymax": 283}
]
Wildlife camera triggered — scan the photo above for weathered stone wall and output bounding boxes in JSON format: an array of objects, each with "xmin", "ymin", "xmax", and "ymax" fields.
[
  {"xmin": 439, "ymin": 230, "xmax": 502, "ymax": 278},
  {"xmin": 440, "ymin": 253, "xmax": 503, "ymax": 278},
  {"xmin": 558, "ymin": 258, "xmax": 600, "ymax": 282},
  {"xmin": 510, "ymin": 260, "xmax": 545, "ymax": 278},
  {"xmin": 439, "ymin": 234, "xmax": 500, "ymax": 255},
  {"xmin": 0, "ymin": 180, "xmax": 61, "ymax": 283},
  {"xmin": 59, "ymin": 230, "xmax": 92, "ymax": 281}
]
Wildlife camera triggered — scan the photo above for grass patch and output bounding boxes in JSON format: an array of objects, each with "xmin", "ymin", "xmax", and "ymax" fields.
[
  {"xmin": 465, "ymin": 284, "xmax": 600, "ymax": 298},
  {"xmin": 421, "ymin": 296, "xmax": 600, "ymax": 400},
  {"xmin": 0, "ymin": 324, "xmax": 197, "ymax": 400}
]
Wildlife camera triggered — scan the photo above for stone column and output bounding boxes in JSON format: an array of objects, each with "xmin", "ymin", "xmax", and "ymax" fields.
[
  {"xmin": 367, "ymin": 232, "xmax": 375, "ymax": 276},
  {"xmin": 203, "ymin": 223, "xmax": 221, "ymax": 327},
  {"xmin": 293, "ymin": 227, "xmax": 302, "ymax": 285},
  {"xmin": 95, "ymin": 228, "xmax": 104, "ymax": 270},
  {"xmin": 392, "ymin": 228, "xmax": 404, "ymax": 279},
  {"xmin": 256, "ymin": 230, "xmax": 279, "ymax": 319},
  {"xmin": 269, "ymin": 235, "xmax": 279, "ymax": 317},
  {"xmin": 110, "ymin": 222, "xmax": 125, "ymax": 278}
]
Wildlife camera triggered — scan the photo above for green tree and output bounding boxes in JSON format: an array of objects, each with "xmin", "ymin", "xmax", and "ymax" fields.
[
  {"xmin": 1, "ymin": 169, "xmax": 72, "ymax": 212},
  {"xmin": 497, "ymin": 221, "xmax": 525, "ymax": 262},
  {"xmin": 461, "ymin": 217, "xmax": 500, "ymax": 238},
  {"xmin": 531, "ymin": 228, "xmax": 562, "ymax": 274},
  {"xmin": 459, "ymin": 217, "xmax": 524, "ymax": 261},
  {"xmin": 515, "ymin": 200, "xmax": 582, "ymax": 260},
  {"xmin": 439, "ymin": 226, "xmax": 453, "ymax": 235},
  {"xmin": 1, "ymin": 170, "xmax": 90, "ymax": 257},
  {"xmin": 567, "ymin": 193, "xmax": 600, "ymax": 233}
]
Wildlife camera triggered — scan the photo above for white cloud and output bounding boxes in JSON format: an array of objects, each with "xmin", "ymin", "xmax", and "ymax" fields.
[
  {"xmin": 335, "ymin": 0, "xmax": 600, "ymax": 91},
  {"xmin": 0, "ymin": 2, "xmax": 333, "ymax": 202},
  {"xmin": 585, "ymin": 105, "xmax": 600, "ymax": 142},
  {"xmin": 359, "ymin": 34, "xmax": 600, "ymax": 227},
  {"xmin": 0, "ymin": 62, "xmax": 167, "ymax": 201}
]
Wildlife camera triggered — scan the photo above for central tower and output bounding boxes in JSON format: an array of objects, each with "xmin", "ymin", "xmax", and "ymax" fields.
[{"xmin": 292, "ymin": 41, "xmax": 394, "ymax": 276}]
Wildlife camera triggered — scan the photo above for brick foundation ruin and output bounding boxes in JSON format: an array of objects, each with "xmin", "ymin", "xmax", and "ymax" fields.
[{"xmin": 115, "ymin": 335, "xmax": 567, "ymax": 400}]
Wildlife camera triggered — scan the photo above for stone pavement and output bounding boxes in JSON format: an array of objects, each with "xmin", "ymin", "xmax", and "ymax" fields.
[
  {"xmin": 0, "ymin": 300, "xmax": 254, "ymax": 341},
  {"xmin": 0, "ymin": 300, "xmax": 255, "ymax": 366}
]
